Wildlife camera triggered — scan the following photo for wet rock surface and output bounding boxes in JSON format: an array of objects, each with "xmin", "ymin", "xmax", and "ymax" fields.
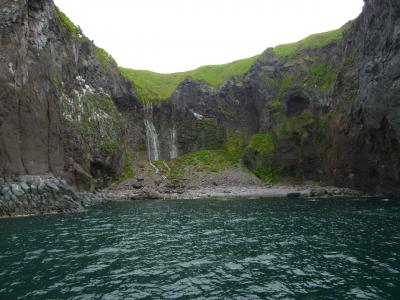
[{"xmin": 0, "ymin": 176, "xmax": 105, "ymax": 217}]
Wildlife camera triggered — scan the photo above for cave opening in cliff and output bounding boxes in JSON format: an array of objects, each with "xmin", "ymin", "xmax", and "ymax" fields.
[
  {"xmin": 286, "ymin": 95, "xmax": 309, "ymax": 117},
  {"xmin": 90, "ymin": 161, "xmax": 115, "ymax": 180}
]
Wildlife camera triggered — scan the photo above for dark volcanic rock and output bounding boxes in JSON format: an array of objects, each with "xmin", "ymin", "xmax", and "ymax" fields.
[
  {"xmin": 0, "ymin": 0, "xmax": 64, "ymax": 176},
  {"xmin": 1, "ymin": 0, "xmax": 400, "ymax": 210},
  {"xmin": 0, "ymin": 0, "xmax": 139, "ymax": 190},
  {"xmin": 287, "ymin": 192, "xmax": 301, "ymax": 199},
  {"xmin": 0, "ymin": 175, "xmax": 101, "ymax": 216},
  {"xmin": 144, "ymin": 0, "xmax": 400, "ymax": 195},
  {"xmin": 325, "ymin": 0, "xmax": 400, "ymax": 194}
]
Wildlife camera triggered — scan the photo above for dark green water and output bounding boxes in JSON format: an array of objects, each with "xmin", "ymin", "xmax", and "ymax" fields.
[{"xmin": 0, "ymin": 198, "xmax": 400, "ymax": 299}]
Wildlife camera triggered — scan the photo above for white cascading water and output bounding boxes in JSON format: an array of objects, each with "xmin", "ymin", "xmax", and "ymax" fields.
[
  {"xmin": 170, "ymin": 127, "xmax": 178, "ymax": 159},
  {"xmin": 143, "ymin": 103, "xmax": 161, "ymax": 161}
]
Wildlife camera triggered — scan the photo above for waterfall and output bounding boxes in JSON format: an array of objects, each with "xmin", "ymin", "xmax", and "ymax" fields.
[
  {"xmin": 144, "ymin": 103, "xmax": 161, "ymax": 161},
  {"xmin": 170, "ymin": 127, "xmax": 178, "ymax": 159}
]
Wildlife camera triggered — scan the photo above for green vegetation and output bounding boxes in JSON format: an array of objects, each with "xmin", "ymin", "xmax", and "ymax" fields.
[
  {"xmin": 252, "ymin": 167, "xmax": 276, "ymax": 183},
  {"xmin": 155, "ymin": 149, "xmax": 240, "ymax": 180},
  {"xmin": 154, "ymin": 132, "xmax": 280, "ymax": 183},
  {"xmin": 55, "ymin": 8, "xmax": 117, "ymax": 70},
  {"xmin": 96, "ymin": 47, "xmax": 117, "ymax": 69},
  {"xmin": 273, "ymin": 22, "xmax": 352, "ymax": 60},
  {"xmin": 153, "ymin": 132, "xmax": 247, "ymax": 181},
  {"xmin": 175, "ymin": 150, "xmax": 238, "ymax": 172},
  {"xmin": 119, "ymin": 69, "xmax": 186, "ymax": 102},
  {"xmin": 99, "ymin": 138, "xmax": 120, "ymax": 155},
  {"xmin": 218, "ymin": 104, "xmax": 234, "ymax": 119},
  {"xmin": 119, "ymin": 55, "xmax": 259, "ymax": 102},
  {"xmin": 277, "ymin": 63, "xmax": 338, "ymax": 94},
  {"xmin": 84, "ymin": 93, "xmax": 123, "ymax": 126},
  {"xmin": 247, "ymin": 133, "xmax": 275, "ymax": 158},
  {"xmin": 268, "ymin": 99, "xmax": 284, "ymax": 111},
  {"xmin": 192, "ymin": 118, "xmax": 226, "ymax": 150},
  {"xmin": 223, "ymin": 132, "xmax": 247, "ymax": 162},
  {"xmin": 62, "ymin": 92, "xmax": 125, "ymax": 158},
  {"xmin": 279, "ymin": 75, "xmax": 294, "ymax": 94},
  {"xmin": 277, "ymin": 111, "xmax": 317, "ymax": 137},
  {"xmin": 261, "ymin": 73, "xmax": 278, "ymax": 88},
  {"xmin": 275, "ymin": 63, "xmax": 337, "ymax": 96},
  {"xmin": 55, "ymin": 6, "xmax": 84, "ymax": 40},
  {"xmin": 54, "ymin": 6, "xmax": 349, "ymax": 106},
  {"xmin": 113, "ymin": 150, "xmax": 135, "ymax": 186},
  {"xmin": 307, "ymin": 63, "xmax": 337, "ymax": 92},
  {"xmin": 243, "ymin": 133, "xmax": 277, "ymax": 183}
]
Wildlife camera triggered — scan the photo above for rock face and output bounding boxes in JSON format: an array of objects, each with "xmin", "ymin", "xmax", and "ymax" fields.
[
  {"xmin": 0, "ymin": 0, "xmax": 63, "ymax": 177},
  {"xmin": 326, "ymin": 0, "xmax": 400, "ymax": 193},
  {"xmin": 0, "ymin": 175, "xmax": 90, "ymax": 216},
  {"xmin": 0, "ymin": 0, "xmax": 400, "ymax": 216},
  {"xmin": 150, "ymin": 78, "xmax": 258, "ymax": 159},
  {"xmin": 0, "ymin": 0, "xmax": 140, "ymax": 191},
  {"xmin": 143, "ymin": 0, "xmax": 400, "ymax": 195}
]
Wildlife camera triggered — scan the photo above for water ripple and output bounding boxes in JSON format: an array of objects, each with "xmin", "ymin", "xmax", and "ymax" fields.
[{"xmin": 0, "ymin": 197, "xmax": 399, "ymax": 299}]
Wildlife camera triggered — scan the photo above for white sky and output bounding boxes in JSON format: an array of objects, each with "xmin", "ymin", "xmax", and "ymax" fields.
[{"xmin": 54, "ymin": 0, "xmax": 364, "ymax": 73}]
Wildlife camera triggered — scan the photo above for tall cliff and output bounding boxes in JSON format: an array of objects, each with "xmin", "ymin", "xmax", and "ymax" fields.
[
  {"xmin": 119, "ymin": 0, "xmax": 400, "ymax": 194},
  {"xmin": 0, "ymin": 0, "xmax": 140, "ymax": 190},
  {"xmin": 1, "ymin": 0, "xmax": 400, "ymax": 198}
]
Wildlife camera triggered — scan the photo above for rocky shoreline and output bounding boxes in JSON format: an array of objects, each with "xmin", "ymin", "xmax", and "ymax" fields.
[
  {"xmin": 0, "ymin": 172, "xmax": 373, "ymax": 218},
  {"xmin": 103, "ymin": 165, "xmax": 367, "ymax": 201},
  {"xmin": 0, "ymin": 176, "xmax": 105, "ymax": 218},
  {"xmin": 1, "ymin": 0, "xmax": 400, "ymax": 216},
  {"xmin": 102, "ymin": 184, "xmax": 365, "ymax": 202}
]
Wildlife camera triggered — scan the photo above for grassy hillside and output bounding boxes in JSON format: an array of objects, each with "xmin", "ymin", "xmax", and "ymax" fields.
[
  {"xmin": 119, "ymin": 55, "xmax": 259, "ymax": 102},
  {"xmin": 55, "ymin": 6, "xmax": 351, "ymax": 103},
  {"xmin": 57, "ymin": 4, "xmax": 351, "ymax": 103},
  {"xmin": 56, "ymin": 7, "xmax": 116, "ymax": 70},
  {"xmin": 273, "ymin": 22, "xmax": 352, "ymax": 60},
  {"xmin": 120, "ymin": 23, "xmax": 351, "ymax": 102},
  {"xmin": 55, "ymin": 6, "xmax": 84, "ymax": 40}
]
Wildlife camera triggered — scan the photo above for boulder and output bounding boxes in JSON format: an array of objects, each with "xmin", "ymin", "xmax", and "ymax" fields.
[
  {"xmin": 11, "ymin": 184, "xmax": 25, "ymax": 197},
  {"xmin": 20, "ymin": 182, "xmax": 31, "ymax": 193},
  {"xmin": 287, "ymin": 192, "xmax": 301, "ymax": 198},
  {"xmin": 310, "ymin": 188, "xmax": 327, "ymax": 197}
]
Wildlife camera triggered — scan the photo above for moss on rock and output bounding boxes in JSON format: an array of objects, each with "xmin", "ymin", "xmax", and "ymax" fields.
[
  {"xmin": 113, "ymin": 150, "xmax": 135, "ymax": 186},
  {"xmin": 276, "ymin": 111, "xmax": 317, "ymax": 138},
  {"xmin": 55, "ymin": 6, "xmax": 84, "ymax": 41},
  {"xmin": 247, "ymin": 133, "xmax": 275, "ymax": 158},
  {"xmin": 156, "ymin": 149, "xmax": 239, "ymax": 180},
  {"xmin": 96, "ymin": 47, "xmax": 117, "ymax": 70}
]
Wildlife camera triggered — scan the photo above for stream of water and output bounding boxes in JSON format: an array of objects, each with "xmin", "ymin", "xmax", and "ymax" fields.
[
  {"xmin": 143, "ymin": 103, "xmax": 161, "ymax": 161},
  {"xmin": 170, "ymin": 127, "xmax": 178, "ymax": 159}
]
